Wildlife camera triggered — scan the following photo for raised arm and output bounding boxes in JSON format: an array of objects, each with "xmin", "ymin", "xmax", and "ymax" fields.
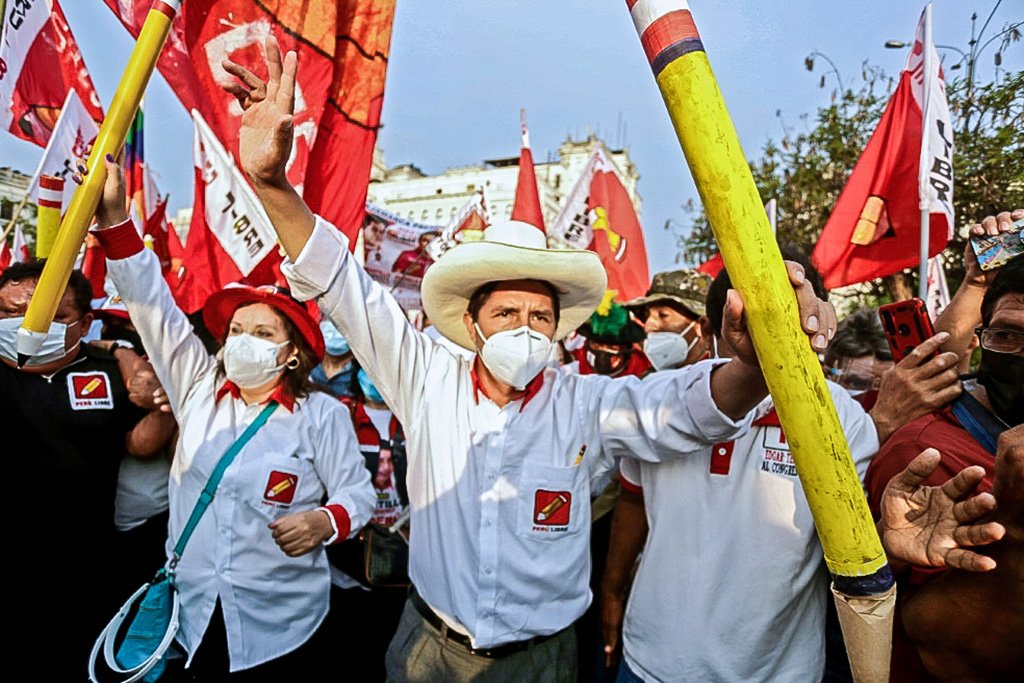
[
  {"xmin": 91, "ymin": 159, "xmax": 216, "ymax": 415},
  {"xmin": 223, "ymin": 38, "xmax": 315, "ymax": 259},
  {"xmin": 935, "ymin": 209, "xmax": 1023, "ymax": 363},
  {"xmin": 222, "ymin": 36, "xmax": 448, "ymax": 422}
]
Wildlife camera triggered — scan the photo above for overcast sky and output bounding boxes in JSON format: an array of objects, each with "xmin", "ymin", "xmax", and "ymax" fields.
[{"xmin": 1, "ymin": 0, "xmax": 1020, "ymax": 274}]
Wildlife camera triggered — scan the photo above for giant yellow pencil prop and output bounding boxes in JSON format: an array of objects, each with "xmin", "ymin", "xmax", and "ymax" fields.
[
  {"xmin": 34, "ymin": 175, "xmax": 63, "ymax": 259},
  {"xmin": 626, "ymin": 1, "xmax": 893, "ymax": 677},
  {"xmin": 16, "ymin": 0, "xmax": 181, "ymax": 365}
]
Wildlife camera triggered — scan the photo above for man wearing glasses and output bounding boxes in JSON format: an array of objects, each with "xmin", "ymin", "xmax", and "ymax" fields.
[{"xmin": 865, "ymin": 246, "xmax": 1022, "ymax": 681}]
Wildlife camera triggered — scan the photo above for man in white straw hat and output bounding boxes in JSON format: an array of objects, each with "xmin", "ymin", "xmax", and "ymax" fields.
[{"xmin": 220, "ymin": 39, "xmax": 838, "ymax": 682}]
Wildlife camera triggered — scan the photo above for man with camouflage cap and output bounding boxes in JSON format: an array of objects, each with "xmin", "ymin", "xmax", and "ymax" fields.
[{"xmin": 623, "ymin": 269, "xmax": 713, "ymax": 370}]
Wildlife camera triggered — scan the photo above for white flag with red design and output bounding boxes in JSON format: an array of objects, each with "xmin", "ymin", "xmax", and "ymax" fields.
[
  {"xmin": 26, "ymin": 89, "xmax": 99, "ymax": 213},
  {"xmin": 426, "ymin": 187, "xmax": 492, "ymax": 261},
  {"xmin": 548, "ymin": 147, "xmax": 650, "ymax": 300},
  {"xmin": 0, "ymin": 0, "xmax": 103, "ymax": 146}
]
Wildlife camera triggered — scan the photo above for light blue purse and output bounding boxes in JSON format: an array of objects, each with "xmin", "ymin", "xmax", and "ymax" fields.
[{"xmin": 90, "ymin": 403, "xmax": 279, "ymax": 683}]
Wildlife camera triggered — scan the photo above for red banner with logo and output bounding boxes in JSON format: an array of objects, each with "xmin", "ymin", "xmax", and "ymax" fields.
[{"xmin": 0, "ymin": 0, "xmax": 103, "ymax": 146}]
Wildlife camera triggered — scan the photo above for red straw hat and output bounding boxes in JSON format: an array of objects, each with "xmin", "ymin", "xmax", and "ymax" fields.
[{"xmin": 204, "ymin": 283, "xmax": 325, "ymax": 360}]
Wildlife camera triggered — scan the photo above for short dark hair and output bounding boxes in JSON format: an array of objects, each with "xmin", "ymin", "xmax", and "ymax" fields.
[
  {"xmin": 0, "ymin": 260, "xmax": 94, "ymax": 317},
  {"xmin": 705, "ymin": 244, "xmax": 827, "ymax": 338},
  {"xmin": 981, "ymin": 255, "xmax": 1023, "ymax": 327},
  {"xmin": 824, "ymin": 307, "xmax": 892, "ymax": 366},
  {"xmin": 467, "ymin": 280, "xmax": 562, "ymax": 324}
]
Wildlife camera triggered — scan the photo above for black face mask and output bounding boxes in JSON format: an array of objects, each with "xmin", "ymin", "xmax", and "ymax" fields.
[
  {"xmin": 976, "ymin": 347, "xmax": 1024, "ymax": 426},
  {"xmin": 586, "ymin": 348, "xmax": 630, "ymax": 376}
]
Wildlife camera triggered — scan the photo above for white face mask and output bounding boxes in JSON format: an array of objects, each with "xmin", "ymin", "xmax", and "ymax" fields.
[
  {"xmin": 0, "ymin": 316, "xmax": 79, "ymax": 367},
  {"xmin": 643, "ymin": 322, "xmax": 699, "ymax": 371},
  {"xmin": 475, "ymin": 323, "xmax": 553, "ymax": 390},
  {"xmin": 222, "ymin": 333, "xmax": 291, "ymax": 389}
]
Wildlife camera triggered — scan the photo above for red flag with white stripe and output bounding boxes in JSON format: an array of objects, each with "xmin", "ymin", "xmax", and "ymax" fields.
[
  {"xmin": 510, "ymin": 109, "xmax": 546, "ymax": 232},
  {"xmin": 0, "ymin": 0, "xmax": 103, "ymax": 147},
  {"xmin": 812, "ymin": 7, "xmax": 954, "ymax": 289}
]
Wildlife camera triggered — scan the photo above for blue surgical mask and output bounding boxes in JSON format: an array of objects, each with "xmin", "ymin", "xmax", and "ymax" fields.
[
  {"xmin": 320, "ymin": 320, "xmax": 350, "ymax": 357},
  {"xmin": 357, "ymin": 367, "xmax": 385, "ymax": 405}
]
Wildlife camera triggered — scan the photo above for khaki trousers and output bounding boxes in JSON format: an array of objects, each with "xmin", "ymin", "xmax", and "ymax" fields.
[{"xmin": 385, "ymin": 599, "xmax": 577, "ymax": 683}]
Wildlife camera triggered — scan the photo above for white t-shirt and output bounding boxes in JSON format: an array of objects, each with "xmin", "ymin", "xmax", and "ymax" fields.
[
  {"xmin": 114, "ymin": 455, "xmax": 171, "ymax": 531},
  {"xmin": 619, "ymin": 381, "xmax": 878, "ymax": 682}
]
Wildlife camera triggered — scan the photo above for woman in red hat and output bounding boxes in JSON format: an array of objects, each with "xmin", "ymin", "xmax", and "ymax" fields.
[{"xmin": 86, "ymin": 158, "xmax": 376, "ymax": 680}]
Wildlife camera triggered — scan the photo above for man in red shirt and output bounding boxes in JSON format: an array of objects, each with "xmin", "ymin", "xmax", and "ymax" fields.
[{"xmin": 866, "ymin": 250, "xmax": 1023, "ymax": 680}]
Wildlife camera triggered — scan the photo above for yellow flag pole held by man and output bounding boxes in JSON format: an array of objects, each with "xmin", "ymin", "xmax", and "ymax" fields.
[
  {"xmin": 16, "ymin": 0, "xmax": 181, "ymax": 365},
  {"xmin": 624, "ymin": 1, "xmax": 895, "ymax": 679}
]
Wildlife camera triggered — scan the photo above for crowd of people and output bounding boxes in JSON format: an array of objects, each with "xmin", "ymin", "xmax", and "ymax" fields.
[{"xmin": 1, "ymin": 38, "xmax": 1020, "ymax": 683}]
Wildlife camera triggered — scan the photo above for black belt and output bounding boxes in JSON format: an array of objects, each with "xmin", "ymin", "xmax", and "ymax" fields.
[{"xmin": 408, "ymin": 587, "xmax": 561, "ymax": 658}]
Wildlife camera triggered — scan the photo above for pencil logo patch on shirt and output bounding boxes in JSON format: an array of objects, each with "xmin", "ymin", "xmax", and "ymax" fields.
[
  {"xmin": 533, "ymin": 489, "xmax": 572, "ymax": 528},
  {"xmin": 67, "ymin": 372, "xmax": 113, "ymax": 410},
  {"xmin": 263, "ymin": 470, "xmax": 298, "ymax": 506}
]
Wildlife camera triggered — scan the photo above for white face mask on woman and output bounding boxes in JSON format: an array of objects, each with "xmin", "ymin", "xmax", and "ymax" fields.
[
  {"xmin": 0, "ymin": 316, "xmax": 79, "ymax": 367},
  {"xmin": 643, "ymin": 321, "xmax": 699, "ymax": 371},
  {"xmin": 475, "ymin": 323, "xmax": 553, "ymax": 390},
  {"xmin": 222, "ymin": 333, "xmax": 290, "ymax": 388}
]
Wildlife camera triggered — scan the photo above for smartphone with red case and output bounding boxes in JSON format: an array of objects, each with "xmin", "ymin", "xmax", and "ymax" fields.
[{"xmin": 878, "ymin": 298, "xmax": 938, "ymax": 363}]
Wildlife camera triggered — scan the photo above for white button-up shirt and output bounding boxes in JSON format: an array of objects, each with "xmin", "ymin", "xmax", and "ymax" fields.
[
  {"xmin": 283, "ymin": 217, "xmax": 753, "ymax": 648},
  {"xmin": 101, "ymin": 227, "xmax": 376, "ymax": 671}
]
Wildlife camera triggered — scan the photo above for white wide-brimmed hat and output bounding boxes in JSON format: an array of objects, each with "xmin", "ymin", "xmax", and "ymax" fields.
[{"xmin": 421, "ymin": 220, "xmax": 607, "ymax": 350}]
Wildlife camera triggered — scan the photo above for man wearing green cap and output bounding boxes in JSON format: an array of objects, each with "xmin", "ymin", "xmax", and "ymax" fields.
[
  {"xmin": 569, "ymin": 300, "xmax": 652, "ymax": 379},
  {"xmin": 623, "ymin": 269, "xmax": 713, "ymax": 371}
]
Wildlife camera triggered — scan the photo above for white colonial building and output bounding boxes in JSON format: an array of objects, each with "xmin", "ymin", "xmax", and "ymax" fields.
[
  {"xmin": 0, "ymin": 166, "xmax": 32, "ymax": 225},
  {"xmin": 367, "ymin": 135, "xmax": 641, "ymax": 227},
  {"xmin": 169, "ymin": 135, "xmax": 641, "ymax": 241}
]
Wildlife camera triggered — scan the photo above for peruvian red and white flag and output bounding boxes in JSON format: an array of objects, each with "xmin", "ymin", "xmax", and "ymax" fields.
[
  {"xmin": 171, "ymin": 111, "xmax": 281, "ymax": 313},
  {"xmin": 812, "ymin": 4, "xmax": 954, "ymax": 289},
  {"xmin": 548, "ymin": 147, "xmax": 650, "ymax": 300},
  {"xmin": 103, "ymin": 0, "xmax": 395, "ymax": 241},
  {"xmin": 26, "ymin": 89, "xmax": 99, "ymax": 213},
  {"xmin": 510, "ymin": 109, "xmax": 546, "ymax": 232},
  {"xmin": 0, "ymin": 0, "xmax": 103, "ymax": 147}
]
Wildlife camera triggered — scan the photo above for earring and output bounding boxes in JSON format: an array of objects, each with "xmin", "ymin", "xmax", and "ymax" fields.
[{"xmin": 285, "ymin": 356, "xmax": 300, "ymax": 370}]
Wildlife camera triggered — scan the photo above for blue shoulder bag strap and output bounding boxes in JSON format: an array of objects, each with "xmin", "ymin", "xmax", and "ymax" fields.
[
  {"xmin": 169, "ymin": 402, "xmax": 279, "ymax": 567},
  {"xmin": 949, "ymin": 394, "xmax": 1000, "ymax": 455}
]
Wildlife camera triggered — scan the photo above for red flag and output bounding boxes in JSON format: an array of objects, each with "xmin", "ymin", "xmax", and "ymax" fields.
[
  {"xmin": 698, "ymin": 253, "xmax": 724, "ymax": 278},
  {"xmin": 304, "ymin": 1, "xmax": 396, "ymax": 242},
  {"xmin": 171, "ymin": 112, "xmax": 281, "ymax": 314},
  {"xmin": 812, "ymin": 9, "xmax": 954, "ymax": 289},
  {"xmin": 103, "ymin": 0, "xmax": 394, "ymax": 231},
  {"xmin": 0, "ymin": 0, "xmax": 103, "ymax": 146},
  {"xmin": 142, "ymin": 196, "xmax": 172, "ymax": 273},
  {"xmin": 81, "ymin": 241, "xmax": 106, "ymax": 300},
  {"xmin": 1, "ymin": 224, "xmax": 32, "ymax": 274},
  {"xmin": 510, "ymin": 109, "xmax": 546, "ymax": 232},
  {"xmin": 549, "ymin": 148, "xmax": 650, "ymax": 300}
]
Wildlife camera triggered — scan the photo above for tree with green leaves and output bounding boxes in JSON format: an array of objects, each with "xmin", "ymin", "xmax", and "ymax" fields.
[{"xmin": 676, "ymin": 62, "xmax": 1023, "ymax": 306}]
